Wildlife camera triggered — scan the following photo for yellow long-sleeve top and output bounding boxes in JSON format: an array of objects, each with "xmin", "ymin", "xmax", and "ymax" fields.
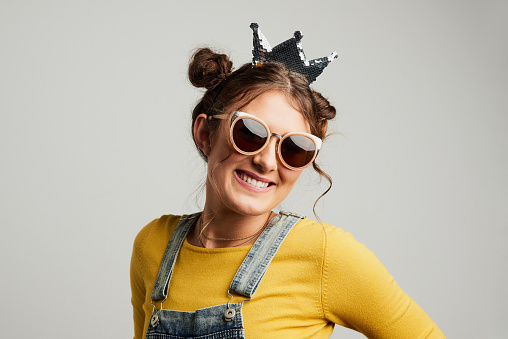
[{"xmin": 131, "ymin": 214, "xmax": 445, "ymax": 338}]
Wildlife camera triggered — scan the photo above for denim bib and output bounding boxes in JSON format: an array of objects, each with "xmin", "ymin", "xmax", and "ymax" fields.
[{"xmin": 145, "ymin": 212, "xmax": 303, "ymax": 339}]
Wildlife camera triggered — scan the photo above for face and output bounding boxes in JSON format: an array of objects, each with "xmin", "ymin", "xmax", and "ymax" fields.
[{"xmin": 202, "ymin": 90, "xmax": 311, "ymax": 216}]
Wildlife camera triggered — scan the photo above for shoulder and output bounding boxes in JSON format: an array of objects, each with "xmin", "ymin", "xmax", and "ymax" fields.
[
  {"xmin": 293, "ymin": 219, "xmax": 387, "ymax": 278},
  {"xmin": 133, "ymin": 214, "xmax": 182, "ymax": 248},
  {"xmin": 132, "ymin": 214, "xmax": 185, "ymax": 268},
  {"xmin": 287, "ymin": 217, "xmax": 360, "ymax": 254},
  {"xmin": 287, "ymin": 217, "xmax": 380, "ymax": 275},
  {"xmin": 278, "ymin": 217, "xmax": 364, "ymax": 271}
]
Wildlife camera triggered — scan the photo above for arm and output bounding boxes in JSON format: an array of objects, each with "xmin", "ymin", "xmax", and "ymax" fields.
[
  {"xmin": 130, "ymin": 229, "xmax": 147, "ymax": 339},
  {"xmin": 322, "ymin": 227, "xmax": 445, "ymax": 338}
]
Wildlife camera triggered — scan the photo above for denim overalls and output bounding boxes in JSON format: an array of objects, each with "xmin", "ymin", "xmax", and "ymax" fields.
[{"xmin": 145, "ymin": 212, "xmax": 303, "ymax": 339}]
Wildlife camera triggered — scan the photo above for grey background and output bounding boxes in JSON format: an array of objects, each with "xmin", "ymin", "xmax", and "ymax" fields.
[{"xmin": 1, "ymin": 1, "xmax": 507, "ymax": 338}]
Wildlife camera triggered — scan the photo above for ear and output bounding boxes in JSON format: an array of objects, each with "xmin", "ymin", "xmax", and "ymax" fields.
[{"xmin": 193, "ymin": 113, "xmax": 212, "ymax": 157}]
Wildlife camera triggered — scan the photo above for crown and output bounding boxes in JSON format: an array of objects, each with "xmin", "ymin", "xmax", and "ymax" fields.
[{"xmin": 250, "ymin": 23, "xmax": 338, "ymax": 84}]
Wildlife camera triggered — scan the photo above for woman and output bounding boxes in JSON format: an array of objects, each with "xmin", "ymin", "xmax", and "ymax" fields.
[{"xmin": 131, "ymin": 23, "xmax": 445, "ymax": 338}]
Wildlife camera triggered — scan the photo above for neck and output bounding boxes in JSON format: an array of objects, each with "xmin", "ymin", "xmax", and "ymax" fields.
[{"xmin": 188, "ymin": 205, "xmax": 274, "ymax": 249}]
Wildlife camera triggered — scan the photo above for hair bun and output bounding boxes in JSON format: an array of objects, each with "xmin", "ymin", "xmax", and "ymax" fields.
[
  {"xmin": 188, "ymin": 48, "xmax": 233, "ymax": 90},
  {"xmin": 312, "ymin": 91, "xmax": 336, "ymax": 121}
]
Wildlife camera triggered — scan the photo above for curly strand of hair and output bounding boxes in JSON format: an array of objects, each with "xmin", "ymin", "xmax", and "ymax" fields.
[{"xmin": 312, "ymin": 162, "xmax": 333, "ymax": 223}]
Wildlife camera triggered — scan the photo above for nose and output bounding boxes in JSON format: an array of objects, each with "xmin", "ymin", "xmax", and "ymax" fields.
[{"xmin": 252, "ymin": 135, "xmax": 280, "ymax": 172}]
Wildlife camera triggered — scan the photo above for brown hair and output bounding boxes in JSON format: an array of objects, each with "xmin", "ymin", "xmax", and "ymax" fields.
[{"xmin": 188, "ymin": 47, "xmax": 337, "ymax": 215}]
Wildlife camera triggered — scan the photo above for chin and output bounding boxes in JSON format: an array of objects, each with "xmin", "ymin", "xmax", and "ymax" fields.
[{"xmin": 226, "ymin": 198, "xmax": 276, "ymax": 217}]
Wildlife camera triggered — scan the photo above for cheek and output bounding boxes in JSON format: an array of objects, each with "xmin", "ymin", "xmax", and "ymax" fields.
[
  {"xmin": 208, "ymin": 134, "xmax": 233, "ymax": 162},
  {"xmin": 280, "ymin": 169, "xmax": 302, "ymax": 188},
  {"xmin": 208, "ymin": 144, "xmax": 246, "ymax": 175}
]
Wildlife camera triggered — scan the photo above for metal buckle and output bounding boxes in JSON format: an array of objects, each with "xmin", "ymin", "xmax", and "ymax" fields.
[
  {"xmin": 279, "ymin": 211, "xmax": 305, "ymax": 219},
  {"xmin": 224, "ymin": 290, "xmax": 251, "ymax": 322},
  {"xmin": 150, "ymin": 300, "xmax": 163, "ymax": 328}
]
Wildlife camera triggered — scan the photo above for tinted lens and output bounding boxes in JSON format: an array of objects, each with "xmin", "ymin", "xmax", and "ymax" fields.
[
  {"xmin": 232, "ymin": 118, "xmax": 268, "ymax": 153},
  {"xmin": 280, "ymin": 135, "xmax": 316, "ymax": 168}
]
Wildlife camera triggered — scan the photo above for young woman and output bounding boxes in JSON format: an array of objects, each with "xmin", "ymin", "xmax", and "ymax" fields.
[{"xmin": 131, "ymin": 24, "xmax": 445, "ymax": 339}]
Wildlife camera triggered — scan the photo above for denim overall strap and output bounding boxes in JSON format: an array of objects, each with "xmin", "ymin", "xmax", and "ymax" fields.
[
  {"xmin": 151, "ymin": 213, "xmax": 201, "ymax": 303},
  {"xmin": 229, "ymin": 212, "xmax": 303, "ymax": 298}
]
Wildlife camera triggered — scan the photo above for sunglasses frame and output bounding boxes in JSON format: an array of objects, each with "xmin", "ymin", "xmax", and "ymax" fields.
[{"xmin": 210, "ymin": 111, "xmax": 322, "ymax": 170}]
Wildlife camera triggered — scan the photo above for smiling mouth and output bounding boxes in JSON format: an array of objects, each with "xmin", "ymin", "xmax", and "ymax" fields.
[{"xmin": 235, "ymin": 170, "xmax": 274, "ymax": 189}]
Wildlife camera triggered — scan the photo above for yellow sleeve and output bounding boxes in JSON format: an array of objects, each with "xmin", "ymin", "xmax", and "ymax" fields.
[
  {"xmin": 130, "ymin": 215, "xmax": 182, "ymax": 339},
  {"xmin": 322, "ymin": 227, "xmax": 446, "ymax": 338},
  {"xmin": 130, "ymin": 220, "xmax": 153, "ymax": 339}
]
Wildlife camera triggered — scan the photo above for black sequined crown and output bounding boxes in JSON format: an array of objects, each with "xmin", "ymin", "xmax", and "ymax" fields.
[{"xmin": 251, "ymin": 23, "xmax": 338, "ymax": 84}]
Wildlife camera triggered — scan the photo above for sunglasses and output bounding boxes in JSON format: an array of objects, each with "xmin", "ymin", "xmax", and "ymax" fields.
[{"xmin": 210, "ymin": 111, "xmax": 322, "ymax": 170}]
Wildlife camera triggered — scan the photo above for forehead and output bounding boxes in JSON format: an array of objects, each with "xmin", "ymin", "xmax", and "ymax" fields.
[{"xmin": 238, "ymin": 91, "xmax": 310, "ymax": 134}]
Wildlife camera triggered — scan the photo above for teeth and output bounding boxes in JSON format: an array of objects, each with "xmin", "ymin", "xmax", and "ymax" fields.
[{"xmin": 239, "ymin": 172, "xmax": 269, "ymax": 189}]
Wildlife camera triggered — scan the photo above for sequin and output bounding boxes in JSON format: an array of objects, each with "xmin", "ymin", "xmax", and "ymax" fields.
[{"xmin": 250, "ymin": 23, "xmax": 338, "ymax": 84}]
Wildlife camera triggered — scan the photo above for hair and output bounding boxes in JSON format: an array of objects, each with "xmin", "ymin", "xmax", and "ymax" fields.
[{"xmin": 188, "ymin": 47, "xmax": 337, "ymax": 217}]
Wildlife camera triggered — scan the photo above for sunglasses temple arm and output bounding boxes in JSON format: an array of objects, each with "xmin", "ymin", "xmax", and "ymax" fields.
[{"xmin": 208, "ymin": 114, "xmax": 229, "ymax": 121}]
